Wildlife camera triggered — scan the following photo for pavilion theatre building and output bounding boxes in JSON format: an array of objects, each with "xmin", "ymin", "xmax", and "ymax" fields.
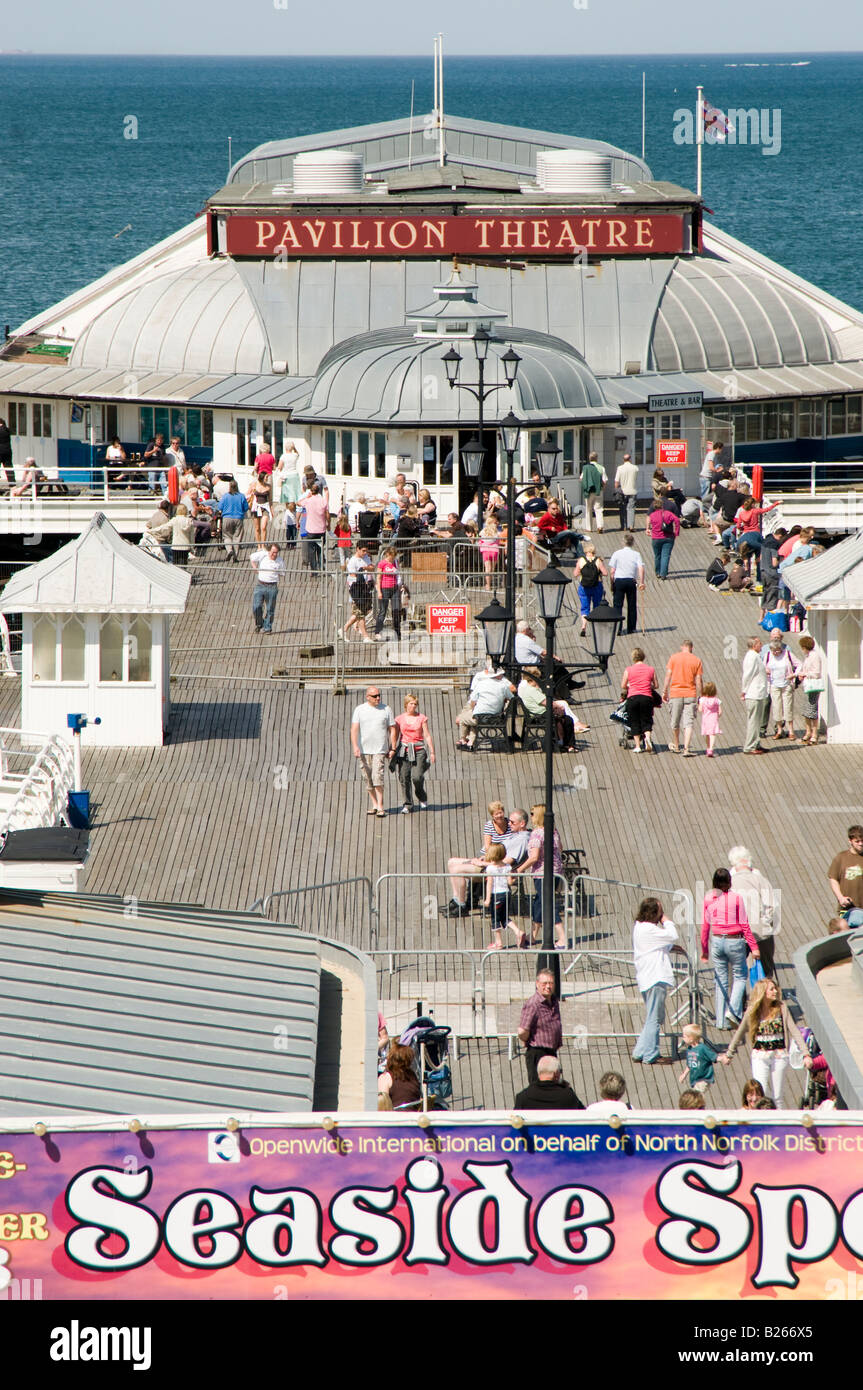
[{"xmin": 3, "ymin": 113, "xmax": 863, "ymax": 512}]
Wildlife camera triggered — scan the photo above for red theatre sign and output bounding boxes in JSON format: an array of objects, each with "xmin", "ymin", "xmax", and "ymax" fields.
[{"xmin": 221, "ymin": 213, "xmax": 686, "ymax": 258}]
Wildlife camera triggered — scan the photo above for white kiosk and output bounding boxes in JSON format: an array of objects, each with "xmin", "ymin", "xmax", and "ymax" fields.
[
  {"xmin": 785, "ymin": 529, "xmax": 863, "ymax": 744},
  {"xmin": 0, "ymin": 513, "xmax": 190, "ymax": 747}
]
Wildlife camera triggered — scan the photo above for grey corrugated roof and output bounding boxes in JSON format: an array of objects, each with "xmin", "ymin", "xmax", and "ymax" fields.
[
  {"xmin": 650, "ymin": 258, "xmax": 837, "ymax": 372},
  {"xmin": 0, "ymin": 361, "xmax": 224, "ymax": 404},
  {"xmin": 70, "ymin": 258, "xmax": 270, "ymax": 376},
  {"xmin": 0, "ymin": 514, "xmax": 191, "ymax": 615},
  {"xmin": 291, "ymin": 325, "xmax": 619, "ymax": 426},
  {"xmin": 186, "ymin": 373, "xmax": 312, "ymax": 409},
  {"xmin": 0, "ymin": 897, "xmax": 322, "ymax": 1116},
  {"xmin": 227, "ymin": 112, "xmax": 653, "ymax": 187},
  {"xmin": 783, "ymin": 529, "xmax": 863, "ymax": 605},
  {"xmin": 599, "ymin": 371, "xmax": 724, "ymax": 407}
]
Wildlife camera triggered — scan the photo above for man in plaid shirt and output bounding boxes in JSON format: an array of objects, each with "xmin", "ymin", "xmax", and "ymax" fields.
[{"xmin": 518, "ymin": 969, "xmax": 563, "ymax": 1084}]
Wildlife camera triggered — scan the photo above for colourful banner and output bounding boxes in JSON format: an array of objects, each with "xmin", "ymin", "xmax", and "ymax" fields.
[{"xmin": 3, "ymin": 1119, "xmax": 863, "ymax": 1300}]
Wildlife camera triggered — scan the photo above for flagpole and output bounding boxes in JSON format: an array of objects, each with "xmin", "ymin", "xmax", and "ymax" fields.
[
  {"xmin": 641, "ymin": 71, "xmax": 646, "ymax": 162},
  {"xmin": 696, "ymin": 85, "xmax": 703, "ymax": 198}
]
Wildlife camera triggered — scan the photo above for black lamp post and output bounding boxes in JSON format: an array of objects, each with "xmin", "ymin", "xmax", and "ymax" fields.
[
  {"xmin": 498, "ymin": 408, "xmax": 522, "ymax": 680},
  {"xmin": 532, "ymin": 559, "xmax": 571, "ymax": 995},
  {"xmin": 584, "ymin": 600, "xmax": 623, "ymax": 672},
  {"xmin": 444, "ymin": 335, "xmax": 521, "ymax": 533},
  {"xmin": 476, "ymin": 595, "xmax": 514, "ymax": 669},
  {"xmin": 533, "ymin": 437, "xmax": 562, "ymax": 489}
]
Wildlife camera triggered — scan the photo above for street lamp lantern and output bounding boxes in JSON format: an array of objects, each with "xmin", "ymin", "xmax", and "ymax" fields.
[
  {"xmin": 461, "ymin": 435, "xmax": 486, "ymax": 481},
  {"xmin": 498, "ymin": 409, "xmax": 521, "ymax": 457},
  {"xmin": 476, "ymin": 595, "xmax": 514, "ymax": 663},
  {"xmin": 532, "ymin": 561, "xmax": 571, "ymax": 623},
  {"xmin": 472, "ymin": 326, "xmax": 492, "ymax": 362},
  {"xmin": 533, "ymin": 438, "xmax": 561, "ymax": 484},
  {"xmin": 442, "ymin": 346, "xmax": 462, "ymax": 386},
  {"xmin": 585, "ymin": 600, "xmax": 623, "ymax": 671},
  {"xmin": 501, "ymin": 346, "xmax": 522, "ymax": 386}
]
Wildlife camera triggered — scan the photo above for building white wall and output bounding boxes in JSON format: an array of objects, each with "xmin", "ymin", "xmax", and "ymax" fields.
[{"xmin": 21, "ymin": 613, "xmax": 168, "ymax": 747}]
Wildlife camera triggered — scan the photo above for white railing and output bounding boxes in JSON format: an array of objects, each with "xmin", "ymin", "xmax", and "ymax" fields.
[{"xmin": 0, "ymin": 727, "xmax": 75, "ymax": 834}]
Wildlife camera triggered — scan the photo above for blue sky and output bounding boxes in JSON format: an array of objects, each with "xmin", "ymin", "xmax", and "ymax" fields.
[{"xmin": 2, "ymin": 0, "xmax": 860, "ymax": 55}]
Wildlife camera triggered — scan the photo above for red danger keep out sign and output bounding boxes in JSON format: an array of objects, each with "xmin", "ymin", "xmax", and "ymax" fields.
[
  {"xmin": 427, "ymin": 604, "xmax": 471, "ymax": 635},
  {"xmin": 657, "ymin": 439, "xmax": 688, "ymax": 468}
]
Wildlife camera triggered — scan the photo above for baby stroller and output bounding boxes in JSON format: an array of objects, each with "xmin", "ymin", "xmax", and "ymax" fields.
[
  {"xmin": 610, "ymin": 699, "xmax": 634, "ymax": 750},
  {"xmin": 796, "ymin": 1027, "xmax": 834, "ymax": 1109},
  {"xmin": 399, "ymin": 1014, "xmax": 452, "ymax": 1110}
]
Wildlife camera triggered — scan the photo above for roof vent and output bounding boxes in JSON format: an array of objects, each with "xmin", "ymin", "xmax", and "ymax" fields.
[
  {"xmin": 536, "ymin": 150, "xmax": 613, "ymax": 194},
  {"xmin": 292, "ymin": 149, "xmax": 364, "ymax": 195}
]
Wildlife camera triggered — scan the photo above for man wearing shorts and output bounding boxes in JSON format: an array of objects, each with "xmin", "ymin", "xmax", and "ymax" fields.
[
  {"xmin": 350, "ymin": 686, "xmax": 397, "ymax": 818},
  {"xmin": 662, "ymin": 639, "xmax": 703, "ymax": 756}
]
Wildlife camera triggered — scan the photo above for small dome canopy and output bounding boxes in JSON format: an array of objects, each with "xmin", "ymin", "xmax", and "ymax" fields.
[
  {"xmin": 291, "ymin": 325, "xmax": 617, "ymax": 426},
  {"xmin": 69, "ymin": 259, "xmax": 271, "ymax": 376},
  {"xmin": 0, "ymin": 514, "xmax": 191, "ymax": 615},
  {"xmin": 650, "ymin": 258, "xmax": 838, "ymax": 373},
  {"xmin": 405, "ymin": 264, "xmax": 509, "ymax": 337}
]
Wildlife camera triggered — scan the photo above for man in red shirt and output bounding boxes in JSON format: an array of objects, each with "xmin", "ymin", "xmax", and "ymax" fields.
[
  {"xmin": 536, "ymin": 499, "xmax": 583, "ymax": 555},
  {"xmin": 518, "ymin": 969, "xmax": 563, "ymax": 1084}
]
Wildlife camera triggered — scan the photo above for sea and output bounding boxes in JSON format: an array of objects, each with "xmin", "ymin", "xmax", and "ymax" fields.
[{"xmin": 1, "ymin": 52, "xmax": 862, "ymax": 331}]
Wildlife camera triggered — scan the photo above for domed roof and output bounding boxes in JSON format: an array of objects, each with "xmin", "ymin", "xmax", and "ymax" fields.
[
  {"xmin": 291, "ymin": 326, "xmax": 616, "ymax": 426},
  {"xmin": 649, "ymin": 258, "xmax": 838, "ymax": 373},
  {"xmin": 69, "ymin": 259, "xmax": 270, "ymax": 376}
]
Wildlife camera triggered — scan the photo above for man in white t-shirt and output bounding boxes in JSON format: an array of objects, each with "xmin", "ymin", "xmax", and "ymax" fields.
[
  {"xmin": 585, "ymin": 1071, "xmax": 631, "ymax": 1117},
  {"xmin": 608, "ymin": 535, "xmax": 645, "ymax": 635},
  {"xmin": 350, "ymin": 685, "xmax": 397, "ymax": 817},
  {"xmin": 614, "ymin": 453, "xmax": 639, "ymax": 531},
  {"xmin": 250, "ymin": 543, "xmax": 286, "ymax": 634}
]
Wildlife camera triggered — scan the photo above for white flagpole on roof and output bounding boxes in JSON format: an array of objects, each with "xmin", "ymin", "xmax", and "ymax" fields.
[
  {"xmin": 696, "ymin": 85, "xmax": 704, "ymax": 198},
  {"xmin": 641, "ymin": 71, "xmax": 646, "ymax": 162}
]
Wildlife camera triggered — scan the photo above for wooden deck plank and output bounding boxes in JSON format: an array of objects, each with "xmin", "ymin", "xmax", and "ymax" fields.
[{"xmin": 2, "ymin": 522, "xmax": 860, "ymax": 1109}]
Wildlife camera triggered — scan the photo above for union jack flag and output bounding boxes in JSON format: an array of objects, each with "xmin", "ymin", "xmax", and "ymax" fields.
[{"xmin": 702, "ymin": 98, "xmax": 733, "ymax": 141}]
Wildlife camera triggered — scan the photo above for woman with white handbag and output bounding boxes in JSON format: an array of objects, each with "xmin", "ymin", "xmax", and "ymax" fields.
[{"xmin": 797, "ymin": 634, "xmax": 824, "ymax": 744}]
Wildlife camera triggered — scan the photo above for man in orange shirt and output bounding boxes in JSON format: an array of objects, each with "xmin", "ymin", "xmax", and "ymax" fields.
[{"xmin": 662, "ymin": 640, "xmax": 704, "ymax": 756}]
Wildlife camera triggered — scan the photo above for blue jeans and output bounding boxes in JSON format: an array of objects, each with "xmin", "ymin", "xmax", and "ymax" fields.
[
  {"xmin": 711, "ymin": 934, "xmax": 749, "ymax": 1026},
  {"xmin": 651, "ymin": 537, "xmax": 674, "ymax": 578},
  {"xmin": 577, "ymin": 581, "xmax": 604, "ymax": 617},
  {"xmin": 633, "ymin": 983, "xmax": 668, "ymax": 1063},
  {"xmin": 253, "ymin": 582, "xmax": 278, "ymax": 631}
]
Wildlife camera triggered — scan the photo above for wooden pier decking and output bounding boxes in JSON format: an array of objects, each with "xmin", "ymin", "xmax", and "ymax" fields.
[{"xmin": 1, "ymin": 521, "xmax": 858, "ymax": 1113}]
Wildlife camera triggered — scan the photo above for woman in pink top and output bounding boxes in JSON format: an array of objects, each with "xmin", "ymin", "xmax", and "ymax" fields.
[
  {"xmin": 373, "ymin": 547, "xmax": 402, "ymax": 639},
  {"xmin": 393, "ymin": 692, "xmax": 436, "ymax": 813},
  {"xmin": 701, "ymin": 867, "xmax": 760, "ymax": 1028},
  {"xmin": 620, "ymin": 647, "xmax": 659, "ymax": 754}
]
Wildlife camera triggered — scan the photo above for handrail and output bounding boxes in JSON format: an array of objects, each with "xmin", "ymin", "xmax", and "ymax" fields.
[{"xmin": 0, "ymin": 730, "xmax": 75, "ymax": 834}]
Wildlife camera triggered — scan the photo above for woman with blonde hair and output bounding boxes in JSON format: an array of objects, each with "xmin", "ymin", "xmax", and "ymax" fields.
[
  {"xmin": 722, "ymin": 977, "xmax": 812, "ymax": 1105},
  {"xmin": 515, "ymin": 804, "xmax": 566, "ymax": 948},
  {"xmin": 393, "ymin": 692, "xmax": 436, "ymax": 813},
  {"xmin": 574, "ymin": 542, "xmax": 608, "ymax": 636},
  {"xmin": 479, "ymin": 517, "xmax": 502, "ymax": 590}
]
